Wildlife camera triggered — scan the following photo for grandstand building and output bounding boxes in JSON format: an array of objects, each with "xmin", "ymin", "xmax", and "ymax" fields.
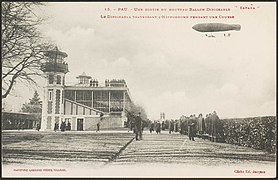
[{"xmin": 40, "ymin": 47, "xmax": 133, "ymax": 131}]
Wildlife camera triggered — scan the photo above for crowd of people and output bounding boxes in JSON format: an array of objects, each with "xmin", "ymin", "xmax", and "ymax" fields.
[
  {"xmin": 180, "ymin": 111, "xmax": 223, "ymax": 139},
  {"xmin": 149, "ymin": 121, "xmax": 163, "ymax": 134},
  {"xmin": 175, "ymin": 111, "xmax": 223, "ymax": 141},
  {"xmin": 126, "ymin": 111, "xmax": 275, "ymax": 153},
  {"xmin": 54, "ymin": 120, "xmax": 71, "ymax": 132},
  {"xmin": 127, "ymin": 111, "xmax": 222, "ymax": 142},
  {"xmin": 16, "ymin": 122, "xmax": 25, "ymax": 130}
]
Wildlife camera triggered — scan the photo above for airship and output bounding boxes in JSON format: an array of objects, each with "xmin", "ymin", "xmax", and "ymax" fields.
[{"xmin": 192, "ymin": 23, "xmax": 241, "ymax": 37}]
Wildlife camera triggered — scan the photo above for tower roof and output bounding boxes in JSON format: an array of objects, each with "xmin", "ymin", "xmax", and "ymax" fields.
[
  {"xmin": 76, "ymin": 72, "xmax": 92, "ymax": 79},
  {"xmin": 44, "ymin": 46, "xmax": 68, "ymax": 58}
]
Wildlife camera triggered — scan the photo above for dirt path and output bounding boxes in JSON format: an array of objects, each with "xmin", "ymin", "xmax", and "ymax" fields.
[{"xmin": 112, "ymin": 131, "xmax": 275, "ymax": 166}]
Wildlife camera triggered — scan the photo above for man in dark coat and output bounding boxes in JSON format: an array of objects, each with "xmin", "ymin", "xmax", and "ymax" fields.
[
  {"xmin": 211, "ymin": 111, "xmax": 223, "ymax": 141},
  {"xmin": 156, "ymin": 121, "xmax": 161, "ymax": 134},
  {"xmin": 96, "ymin": 122, "xmax": 100, "ymax": 132},
  {"xmin": 188, "ymin": 115, "xmax": 196, "ymax": 141},
  {"xmin": 54, "ymin": 122, "xmax": 59, "ymax": 132},
  {"xmin": 197, "ymin": 113, "xmax": 205, "ymax": 135},
  {"xmin": 134, "ymin": 112, "xmax": 143, "ymax": 140},
  {"xmin": 211, "ymin": 111, "xmax": 219, "ymax": 136},
  {"xmin": 67, "ymin": 122, "xmax": 71, "ymax": 131},
  {"xmin": 60, "ymin": 121, "xmax": 66, "ymax": 132},
  {"xmin": 149, "ymin": 122, "xmax": 154, "ymax": 133},
  {"xmin": 36, "ymin": 123, "xmax": 41, "ymax": 131},
  {"xmin": 169, "ymin": 120, "xmax": 174, "ymax": 134},
  {"xmin": 188, "ymin": 123, "xmax": 195, "ymax": 141},
  {"xmin": 127, "ymin": 112, "xmax": 135, "ymax": 133},
  {"xmin": 162, "ymin": 121, "xmax": 166, "ymax": 130}
]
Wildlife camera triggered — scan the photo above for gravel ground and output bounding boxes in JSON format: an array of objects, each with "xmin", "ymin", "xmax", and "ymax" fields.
[
  {"xmin": 2, "ymin": 130, "xmax": 276, "ymax": 178},
  {"xmin": 2, "ymin": 130, "xmax": 134, "ymax": 168}
]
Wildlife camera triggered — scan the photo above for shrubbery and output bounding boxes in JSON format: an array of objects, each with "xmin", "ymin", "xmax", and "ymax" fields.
[{"xmin": 221, "ymin": 116, "xmax": 276, "ymax": 153}]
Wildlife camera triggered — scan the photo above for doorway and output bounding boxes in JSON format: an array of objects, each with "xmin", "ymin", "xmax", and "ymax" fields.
[{"xmin": 77, "ymin": 118, "xmax": 84, "ymax": 131}]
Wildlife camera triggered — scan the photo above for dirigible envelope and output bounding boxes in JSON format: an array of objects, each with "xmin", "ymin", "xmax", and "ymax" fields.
[{"xmin": 192, "ymin": 23, "xmax": 241, "ymax": 32}]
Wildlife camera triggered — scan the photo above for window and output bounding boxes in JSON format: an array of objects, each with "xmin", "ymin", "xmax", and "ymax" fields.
[
  {"xmin": 57, "ymin": 56, "xmax": 62, "ymax": 64},
  {"xmin": 55, "ymin": 90, "xmax": 60, "ymax": 114},
  {"xmin": 65, "ymin": 90, "xmax": 75, "ymax": 101},
  {"xmin": 57, "ymin": 75, "xmax": 61, "ymax": 84},
  {"xmin": 93, "ymin": 91, "xmax": 109, "ymax": 112},
  {"xmin": 76, "ymin": 90, "xmax": 92, "ymax": 107},
  {"xmin": 48, "ymin": 89, "xmax": 53, "ymax": 101},
  {"xmin": 80, "ymin": 77, "xmax": 85, "ymax": 84},
  {"xmin": 110, "ymin": 91, "xmax": 124, "ymax": 112},
  {"xmin": 49, "ymin": 74, "xmax": 54, "ymax": 84},
  {"xmin": 62, "ymin": 90, "xmax": 64, "ymax": 104}
]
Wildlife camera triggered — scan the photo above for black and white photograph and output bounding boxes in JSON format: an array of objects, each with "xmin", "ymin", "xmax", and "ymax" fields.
[{"xmin": 1, "ymin": 1, "xmax": 276, "ymax": 178}]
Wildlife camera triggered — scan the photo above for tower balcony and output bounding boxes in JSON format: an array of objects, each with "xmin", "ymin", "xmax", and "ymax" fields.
[{"xmin": 41, "ymin": 62, "xmax": 69, "ymax": 73}]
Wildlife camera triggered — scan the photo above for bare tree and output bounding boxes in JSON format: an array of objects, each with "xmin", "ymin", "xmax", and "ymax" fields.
[
  {"xmin": 128, "ymin": 102, "xmax": 148, "ymax": 120},
  {"xmin": 2, "ymin": 2, "xmax": 53, "ymax": 99}
]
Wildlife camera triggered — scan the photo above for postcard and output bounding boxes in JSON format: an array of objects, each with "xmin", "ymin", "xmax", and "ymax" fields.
[{"xmin": 2, "ymin": 1, "xmax": 276, "ymax": 178}]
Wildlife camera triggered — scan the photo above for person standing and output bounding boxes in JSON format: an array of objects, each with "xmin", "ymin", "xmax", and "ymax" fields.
[
  {"xmin": 156, "ymin": 121, "xmax": 161, "ymax": 134},
  {"xmin": 134, "ymin": 112, "xmax": 143, "ymax": 140},
  {"xmin": 188, "ymin": 122, "xmax": 195, "ymax": 141},
  {"xmin": 197, "ymin": 113, "xmax": 205, "ymax": 135},
  {"xmin": 97, "ymin": 113, "xmax": 104, "ymax": 132},
  {"xmin": 17, "ymin": 122, "xmax": 21, "ymax": 131},
  {"xmin": 36, "ymin": 123, "xmax": 41, "ymax": 131},
  {"xmin": 67, "ymin": 121, "xmax": 71, "ymax": 131},
  {"xmin": 128, "ymin": 112, "xmax": 135, "ymax": 133},
  {"xmin": 149, "ymin": 122, "xmax": 154, "ymax": 133},
  {"xmin": 169, "ymin": 120, "xmax": 174, "ymax": 134},
  {"xmin": 162, "ymin": 121, "xmax": 165, "ymax": 130},
  {"xmin": 211, "ymin": 111, "xmax": 222, "ymax": 141},
  {"xmin": 204, "ymin": 114, "xmax": 209, "ymax": 134},
  {"xmin": 175, "ymin": 120, "xmax": 179, "ymax": 132},
  {"xmin": 180, "ymin": 119, "xmax": 185, "ymax": 135},
  {"xmin": 21, "ymin": 122, "xmax": 25, "ymax": 130},
  {"xmin": 54, "ymin": 122, "xmax": 59, "ymax": 132},
  {"xmin": 96, "ymin": 122, "xmax": 100, "ymax": 132},
  {"xmin": 188, "ymin": 115, "xmax": 195, "ymax": 141},
  {"xmin": 60, "ymin": 121, "xmax": 66, "ymax": 132}
]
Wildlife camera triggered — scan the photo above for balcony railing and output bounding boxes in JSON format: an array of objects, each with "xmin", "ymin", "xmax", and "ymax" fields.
[{"xmin": 41, "ymin": 62, "xmax": 69, "ymax": 73}]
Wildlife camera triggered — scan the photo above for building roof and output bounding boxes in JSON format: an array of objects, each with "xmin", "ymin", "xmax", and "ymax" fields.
[
  {"xmin": 43, "ymin": 46, "xmax": 68, "ymax": 58},
  {"xmin": 76, "ymin": 72, "xmax": 92, "ymax": 79},
  {"xmin": 2, "ymin": 112, "xmax": 40, "ymax": 121}
]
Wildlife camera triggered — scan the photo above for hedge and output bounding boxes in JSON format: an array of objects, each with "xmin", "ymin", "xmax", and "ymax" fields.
[{"xmin": 221, "ymin": 116, "xmax": 276, "ymax": 153}]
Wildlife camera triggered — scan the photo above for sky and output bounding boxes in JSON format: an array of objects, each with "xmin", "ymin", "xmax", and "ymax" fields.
[{"xmin": 3, "ymin": 2, "xmax": 276, "ymax": 119}]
